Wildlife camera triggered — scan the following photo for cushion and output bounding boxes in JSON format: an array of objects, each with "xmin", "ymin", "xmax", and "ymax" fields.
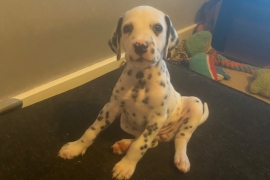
[
  {"xmin": 249, "ymin": 69, "xmax": 270, "ymax": 98},
  {"xmin": 185, "ymin": 31, "xmax": 212, "ymax": 57},
  {"xmin": 189, "ymin": 53, "xmax": 218, "ymax": 80}
]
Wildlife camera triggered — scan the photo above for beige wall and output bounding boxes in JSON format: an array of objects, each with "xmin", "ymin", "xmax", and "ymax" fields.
[{"xmin": 0, "ymin": 0, "xmax": 207, "ymax": 101}]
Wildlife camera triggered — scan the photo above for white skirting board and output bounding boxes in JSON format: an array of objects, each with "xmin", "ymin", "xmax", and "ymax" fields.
[{"xmin": 1, "ymin": 24, "xmax": 196, "ymax": 112}]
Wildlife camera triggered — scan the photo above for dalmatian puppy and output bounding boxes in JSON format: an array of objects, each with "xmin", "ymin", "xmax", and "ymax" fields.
[{"xmin": 58, "ymin": 6, "xmax": 209, "ymax": 180}]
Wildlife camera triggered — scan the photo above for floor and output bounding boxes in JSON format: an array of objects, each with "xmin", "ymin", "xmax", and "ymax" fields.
[
  {"xmin": 1, "ymin": 64, "xmax": 270, "ymax": 179},
  {"xmin": 220, "ymin": 68, "xmax": 270, "ymax": 104}
]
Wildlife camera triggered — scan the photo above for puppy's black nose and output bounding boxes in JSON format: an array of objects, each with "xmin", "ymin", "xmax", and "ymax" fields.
[{"xmin": 134, "ymin": 41, "xmax": 149, "ymax": 56}]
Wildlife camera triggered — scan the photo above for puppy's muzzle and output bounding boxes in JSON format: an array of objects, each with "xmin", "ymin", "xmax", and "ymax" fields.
[{"xmin": 134, "ymin": 41, "xmax": 149, "ymax": 56}]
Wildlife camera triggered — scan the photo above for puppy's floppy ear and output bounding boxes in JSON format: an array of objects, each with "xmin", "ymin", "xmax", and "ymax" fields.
[
  {"xmin": 108, "ymin": 17, "xmax": 123, "ymax": 60},
  {"xmin": 164, "ymin": 15, "xmax": 179, "ymax": 59}
]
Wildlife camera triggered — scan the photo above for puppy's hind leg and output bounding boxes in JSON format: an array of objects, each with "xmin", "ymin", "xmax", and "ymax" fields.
[
  {"xmin": 58, "ymin": 102, "xmax": 120, "ymax": 159},
  {"xmin": 174, "ymin": 97, "xmax": 208, "ymax": 173}
]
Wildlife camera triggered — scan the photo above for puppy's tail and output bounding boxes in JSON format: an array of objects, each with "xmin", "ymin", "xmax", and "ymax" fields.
[{"xmin": 198, "ymin": 102, "xmax": 209, "ymax": 126}]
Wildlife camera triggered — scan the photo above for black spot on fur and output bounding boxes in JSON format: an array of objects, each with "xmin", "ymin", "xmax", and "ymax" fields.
[
  {"xmin": 145, "ymin": 88, "xmax": 149, "ymax": 93},
  {"xmin": 195, "ymin": 100, "xmax": 200, "ymax": 103},
  {"xmin": 189, "ymin": 126, "xmax": 193, "ymax": 128},
  {"xmin": 144, "ymin": 139, "xmax": 148, "ymax": 142},
  {"xmin": 184, "ymin": 126, "xmax": 189, "ymax": 130},
  {"xmin": 183, "ymin": 117, "xmax": 189, "ymax": 124},
  {"xmin": 151, "ymin": 48, "xmax": 155, "ymax": 54},
  {"xmin": 131, "ymin": 93, "xmax": 138, "ymax": 100},
  {"xmin": 164, "ymin": 95, "xmax": 168, "ymax": 99},
  {"xmin": 97, "ymin": 116, "xmax": 103, "ymax": 121},
  {"xmin": 127, "ymin": 69, "xmax": 132, "ymax": 76},
  {"xmin": 161, "ymin": 102, "xmax": 164, "ymax": 106},
  {"xmin": 156, "ymin": 112, "xmax": 161, "ymax": 116},
  {"xmin": 158, "ymin": 72, "xmax": 161, "ymax": 76},
  {"xmin": 116, "ymin": 90, "xmax": 119, "ymax": 93},
  {"xmin": 132, "ymin": 85, "xmax": 139, "ymax": 93},
  {"xmin": 141, "ymin": 152, "xmax": 144, "ymax": 155},
  {"xmin": 90, "ymin": 126, "xmax": 96, "ymax": 130},
  {"xmin": 100, "ymin": 126, "xmax": 105, "ymax": 130},
  {"xmin": 144, "ymin": 144, "xmax": 148, "ymax": 149},
  {"xmin": 151, "ymin": 139, "xmax": 157, "ymax": 146},
  {"xmin": 132, "ymin": 113, "xmax": 136, "ymax": 117},
  {"xmin": 142, "ymin": 97, "xmax": 149, "ymax": 104},
  {"xmin": 121, "ymin": 101, "xmax": 125, "ymax": 107},
  {"xmin": 105, "ymin": 120, "xmax": 110, "ymax": 126},
  {"xmin": 121, "ymin": 87, "xmax": 125, "ymax": 90},
  {"xmin": 138, "ymin": 80, "xmax": 146, "ymax": 89},
  {"xmin": 81, "ymin": 139, "xmax": 84, "ymax": 143},
  {"xmin": 106, "ymin": 112, "xmax": 109, "ymax": 119},
  {"xmin": 136, "ymin": 71, "xmax": 144, "ymax": 79},
  {"xmin": 143, "ymin": 133, "xmax": 148, "ymax": 138},
  {"xmin": 170, "ymin": 26, "xmax": 177, "ymax": 42},
  {"xmin": 99, "ymin": 110, "xmax": 103, "ymax": 115},
  {"xmin": 140, "ymin": 146, "xmax": 144, "ymax": 150},
  {"xmin": 160, "ymin": 81, "xmax": 165, "ymax": 87},
  {"xmin": 148, "ymin": 74, "xmax": 152, "ymax": 80},
  {"xmin": 180, "ymin": 133, "xmax": 185, "ymax": 136}
]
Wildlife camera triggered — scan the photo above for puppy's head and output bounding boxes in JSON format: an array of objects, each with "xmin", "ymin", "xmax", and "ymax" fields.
[{"xmin": 108, "ymin": 6, "xmax": 179, "ymax": 67}]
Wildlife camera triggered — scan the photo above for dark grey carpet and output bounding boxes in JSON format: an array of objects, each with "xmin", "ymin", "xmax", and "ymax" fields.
[{"xmin": 1, "ymin": 63, "xmax": 270, "ymax": 180}]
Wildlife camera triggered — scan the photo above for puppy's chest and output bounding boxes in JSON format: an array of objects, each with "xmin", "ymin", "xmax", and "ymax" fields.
[
  {"xmin": 112, "ymin": 63, "xmax": 180, "ymax": 125},
  {"xmin": 114, "ymin": 65, "xmax": 170, "ymax": 108}
]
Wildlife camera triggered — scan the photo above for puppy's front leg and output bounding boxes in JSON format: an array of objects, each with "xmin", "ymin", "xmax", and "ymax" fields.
[
  {"xmin": 112, "ymin": 114, "xmax": 165, "ymax": 180},
  {"xmin": 58, "ymin": 101, "xmax": 120, "ymax": 159}
]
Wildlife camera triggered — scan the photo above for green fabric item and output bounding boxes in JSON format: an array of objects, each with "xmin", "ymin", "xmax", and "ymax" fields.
[
  {"xmin": 185, "ymin": 31, "xmax": 212, "ymax": 57},
  {"xmin": 189, "ymin": 53, "xmax": 217, "ymax": 80},
  {"xmin": 250, "ymin": 69, "xmax": 270, "ymax": 98}
]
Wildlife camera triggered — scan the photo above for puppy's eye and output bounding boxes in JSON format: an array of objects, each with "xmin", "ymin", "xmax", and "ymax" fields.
[
  {"xmin": 123, "ymin": 24, "xmax": 133, "ymax": 34},
  {"xmin": 153, "ymin": 24, "xmax": 163, "ymax": 34}
]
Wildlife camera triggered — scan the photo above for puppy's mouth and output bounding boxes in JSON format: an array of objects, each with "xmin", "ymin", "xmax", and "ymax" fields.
[
  {"xmin": 136, "ymin": 57, "xmax": 147, "ymax": 62},
  {"xmin": 128, "ymin": 56, "xmax": 154, "ymax": 63}
]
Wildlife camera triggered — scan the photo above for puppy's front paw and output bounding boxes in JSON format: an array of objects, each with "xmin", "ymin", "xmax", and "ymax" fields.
[
  {"xmin": 112, "ymin": 158, "xmax": 136, "ymax": 180},
  {"xmin": 58, "ymin": 141, "xmax": 87, "ymax": 159},
  {"xmin": 174, "ymin": 153, "xmax": 190, "ymax": 173}
]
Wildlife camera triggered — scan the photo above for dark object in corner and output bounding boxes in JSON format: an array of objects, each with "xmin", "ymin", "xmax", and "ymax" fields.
[
  {"xmin": 212, "ymin": 0, "xmax": 270, "ymax": 67},
  {"xmin": 0, "ymin": 98, "xmax": 23, "ymax": 115}
]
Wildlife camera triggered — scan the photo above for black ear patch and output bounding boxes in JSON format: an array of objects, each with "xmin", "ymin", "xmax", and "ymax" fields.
[
  {"xmin": 163, "ymin": 15, "xmax": 179, "ymax": 57},
  {"xmin": 164, "ymin": 16, "xmax": 171, "ymax": 48},
  {"xmin": 108, "ymin": 32, "xmax": 117, "ymax": 54},
  {"xmin": 108, "ymin": 17, "xmax": 123, "ymax": 60},
  {"xmin": 170, "ymin": 27, "xmax": 177, "ymax": 42},
  {"xmin": 116, "ymin": 17, "xmax": 123, "ymax": 42}
]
